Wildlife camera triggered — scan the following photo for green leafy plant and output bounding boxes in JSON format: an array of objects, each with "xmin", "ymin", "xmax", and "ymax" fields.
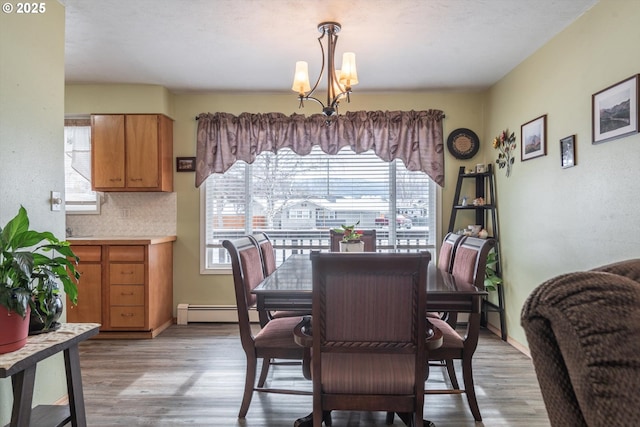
[
  {"xmin": 0, "ymin": 206, "xmax": 79, "ymax": 319},
  {"xmin": 333, "ymin": 221, "xmax": 362, "ymax": 242},
  {"xmin": 484, "ymin": 250, "xmax": 502, "ymax": 292}
]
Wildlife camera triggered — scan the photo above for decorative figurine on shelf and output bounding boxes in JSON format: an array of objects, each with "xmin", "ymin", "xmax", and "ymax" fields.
[
  {"xmin": 473, "ymin": 197, "xmax": 485, "ymax": 206},
  {"xmin": 460, "ymin": 196, "xmax": 468, "ymax": 206},
  {"xmin": 478, "ymin": 229, "xmax": 489, "ymax": 239}
]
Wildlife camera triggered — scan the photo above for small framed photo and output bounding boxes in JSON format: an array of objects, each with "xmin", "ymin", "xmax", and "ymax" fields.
[
  {"xmin": 560, "ymin": 135, "xmax": 576, "ymax": 169},
  {"xmin": 176, "ymin": 157, "xmax": 196, "ymax": 172},
  {"xmin": 592, "ymin": 74, "xmax": 639, "ymax": 144},
  {"xmin": 521, "ymin": 114, "xmax": 547, "ymax": 161}
]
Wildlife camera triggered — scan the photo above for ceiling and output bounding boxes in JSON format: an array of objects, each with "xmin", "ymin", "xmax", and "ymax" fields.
[{"xmin": 60, "ymin": 0, "xmax": 598, "ymax": 94}]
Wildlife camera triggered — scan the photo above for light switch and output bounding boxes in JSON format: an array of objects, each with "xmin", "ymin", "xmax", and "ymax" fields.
[{"xmin": 51, "ymin": 191, "xmax": 62, "ymax": 211}]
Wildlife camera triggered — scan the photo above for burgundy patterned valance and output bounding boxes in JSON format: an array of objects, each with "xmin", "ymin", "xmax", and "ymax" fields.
[{"xmin": 195, "ymin": 110, "xmax": 445, "ymax": 187}]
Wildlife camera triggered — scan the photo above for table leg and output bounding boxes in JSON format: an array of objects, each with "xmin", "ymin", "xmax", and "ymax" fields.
[
  {"xmin": 64, "ymin": 344, "xmax": 87, "ymax": 427},
  {"xmin": 395, "ymin": 412, "xmax": 436, "ymax": 427},
  {"xmin": 293, "ymin": 411, "xmax": 331, "ymax": 427},
  {"xmin": 11, "ymin": 365, "xmax": 37, "ymax": 427}
]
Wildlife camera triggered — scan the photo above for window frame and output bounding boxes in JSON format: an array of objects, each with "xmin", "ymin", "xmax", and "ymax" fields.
[
  {"xmin": 64, "ymin": 116, "xmax": 101, "ymax": 215},
  {"xmin": 199, "ymin": 148, "xmax": 439, "ymax": 274}
]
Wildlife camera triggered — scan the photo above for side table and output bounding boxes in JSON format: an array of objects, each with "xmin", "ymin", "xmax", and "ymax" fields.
[{"xmin": 0, "ymin": 323, "xmax": 99, "ymax": 427}]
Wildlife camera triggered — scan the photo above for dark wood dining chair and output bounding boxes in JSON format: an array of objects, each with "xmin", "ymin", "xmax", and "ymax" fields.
[
  {"xmin": 222, "ymin": 237, "xmax": 310, "ymax": 418},
  {"xmin": 423, "ymin": 237, "xmax": 494, "ymax": 422},
  {"xmin": 426, "ymin": 292, "xmax": 484, "ymax": 421},
  {"xmin": 450, "ymin": 236, "xmax": 495, "ymax": 290},
  {"xmin": 432, "ymin": 236, "xmax": 494, "ymax": 328},
  {"xmin": 294, "ymin": 251, "xmax": 431, "ymax": 427},
  {"xmin": 249, "ymin": 232, "xmax": 277, "ymax": 277},
  {"xmin": 521, "ymin": 268, "xmax": 640, "ymax": 426},
  {"xmin": 329, "ymin": 229, "xmax": 377, "ymax": 252},
  {"xmin": 429, "ymin": 233, "xmax": 467, "ymax": 322},
  {"xmin": 250, "ymin": 232, "xmax": 312, "ymax": 323},
  {"xmin": 437, "ymin": 232, "xmax": 466, "ymax": 273}
]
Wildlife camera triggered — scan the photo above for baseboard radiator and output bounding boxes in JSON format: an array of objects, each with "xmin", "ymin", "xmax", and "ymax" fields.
[{"xmin": 176, "ymin": 304, "xmax": 259, "ymax": 325}]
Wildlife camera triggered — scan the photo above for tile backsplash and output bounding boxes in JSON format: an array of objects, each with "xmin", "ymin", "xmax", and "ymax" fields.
[{"xmin": 65, "ymin": 192, "xmax": 177, "ymax": 237}]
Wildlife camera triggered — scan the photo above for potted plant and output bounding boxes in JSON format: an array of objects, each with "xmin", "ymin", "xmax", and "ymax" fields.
[
  {"xmin": 0, "ymin": 206, "xmax": 79, "ymax": 352},
  {"xmin": 333, "ymin": 221, "xmax": 364, "ymax": 252},
  {"xmin": 484, "ymin": 250, "xmax": 502, "ymax": 291}
]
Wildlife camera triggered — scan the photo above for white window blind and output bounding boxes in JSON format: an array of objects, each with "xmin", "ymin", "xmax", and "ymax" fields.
[{"xmin": 202, "ymin": 146, "xmax": 435, "ymax": 271}]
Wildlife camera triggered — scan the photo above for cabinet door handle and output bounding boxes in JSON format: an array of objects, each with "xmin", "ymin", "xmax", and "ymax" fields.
[
  {"xmin": 121, "ymin": 292, "xmax": 135, "ymax": 296},
  {"xmin": 109, "ymin": 178, "xmax": 122, "ymax": 182},
  {"xmin": 120, "ymin": 313, "xmax": 135, "ymax": 317},
  {"xmin": 120, "ymin": 271, "xmax": 134, "ymax": 275},
  {"xmin": 130, "ymin": 177, "xmax": 143, "ymax": 182}
]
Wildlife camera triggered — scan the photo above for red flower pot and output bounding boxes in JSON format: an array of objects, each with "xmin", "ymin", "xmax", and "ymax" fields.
[{"xmin": 0, "ymin": 305, "xmax": 30, "ymax": 354}]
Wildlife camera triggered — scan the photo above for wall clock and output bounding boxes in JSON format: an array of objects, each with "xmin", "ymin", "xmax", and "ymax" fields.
[{"xmin": 447, "ymin": 128, "xmax": 480, "ymax": 160}]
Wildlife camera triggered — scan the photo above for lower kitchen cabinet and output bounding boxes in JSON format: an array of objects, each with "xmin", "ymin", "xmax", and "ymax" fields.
[{"xmin": 67, "ymin": 236, "xmax": 176, "ymax": 339}]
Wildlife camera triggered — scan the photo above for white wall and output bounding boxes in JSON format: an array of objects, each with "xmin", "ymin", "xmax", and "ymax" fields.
[{"xmin": 0, "ymin": 0, "xmax": 68, "ymax": 421}]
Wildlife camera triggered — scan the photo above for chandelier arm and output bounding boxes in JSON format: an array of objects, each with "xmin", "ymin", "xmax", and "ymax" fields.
[
  {"xmin": 304, "ymin": 32, "xmax": 327, "ymax": 101},
  {"xmin": 299, "ymin": 95, "xmax": 326, "ymax": 108}
]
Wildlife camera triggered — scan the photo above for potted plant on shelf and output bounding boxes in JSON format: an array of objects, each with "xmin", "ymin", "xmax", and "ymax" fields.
[
  {"xmin": 333, "ymin": 221, "xmax": 364, "ymax": 252},
  {"xmin": 484, "ymin": 250, "xmax": 502, "ymax": 291},
  {"xmin": 0, "ymin": 206, "xmax": 79, "ymax": 353}
]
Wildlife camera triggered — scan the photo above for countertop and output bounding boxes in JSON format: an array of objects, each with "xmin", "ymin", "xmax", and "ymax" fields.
[{"xmin": 67, "ymin": 236, "xmax": 176, "ymax": 245}]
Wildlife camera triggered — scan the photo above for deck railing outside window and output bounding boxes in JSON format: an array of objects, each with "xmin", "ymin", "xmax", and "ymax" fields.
[{"xmin": 207, "ymin": 229, "xmax": 433, "ymax": 269}]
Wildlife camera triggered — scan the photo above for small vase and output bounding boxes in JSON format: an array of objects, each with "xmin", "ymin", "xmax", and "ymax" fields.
[
  {"xmin": 29, "ymin": 295, "xmax": 63, "ymax": 335},
  {"xmin": 339, "ymin": 241, "xmax": 365, "ymax": 252}
]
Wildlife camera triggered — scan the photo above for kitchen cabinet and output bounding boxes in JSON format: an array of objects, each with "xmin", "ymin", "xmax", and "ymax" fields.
[
  {"xmin": 67, "ymin": 236, "xmax": 176, "ymax": 339},
  {"xmin": 91, "ymin": 114, "xmax": 173, "ymax": 192},
  {"xmin": 66, "ymin": 246, "xmax": 102, "ymax": 324}
]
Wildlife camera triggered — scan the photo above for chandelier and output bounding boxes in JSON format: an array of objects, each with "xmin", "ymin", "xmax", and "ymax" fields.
[{"xmin": 291, "ymin": 22, "xmax": 358, "ymax": 117}]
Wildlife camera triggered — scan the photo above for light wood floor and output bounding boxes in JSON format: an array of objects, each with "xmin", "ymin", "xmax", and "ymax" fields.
[{"xmin": 77, "ymin": 323, "xmax": 550, "ymax": 426}]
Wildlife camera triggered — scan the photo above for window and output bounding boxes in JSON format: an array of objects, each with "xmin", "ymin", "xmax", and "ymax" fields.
[
  {"xmin": 201, "ymin": 146, "xmax": 436, "ymax": 272},
  {"xmin": 64, "ymin": 117, "xmax": 100, "ymax": 214}
]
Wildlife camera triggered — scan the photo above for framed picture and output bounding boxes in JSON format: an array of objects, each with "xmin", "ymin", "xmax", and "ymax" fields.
[
  {"xmin": 592, "ymin": 74, "xmax": 639, "ymax": 144},
  {"xmin": 176, "ymin": 157, "xmax": 196, "ymax": 172},
  {"xmin": 521, "ymin": 114, "xmax": 547, "ymax": 161},
  {"xmin": 560, "ymin": 135, "xmax": 576, "ymax": 169}
]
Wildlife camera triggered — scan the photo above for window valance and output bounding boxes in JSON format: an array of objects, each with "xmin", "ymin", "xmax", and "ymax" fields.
[{"xmin": 195, "ymin": 109, "xmax": 445, "ymax": 187}]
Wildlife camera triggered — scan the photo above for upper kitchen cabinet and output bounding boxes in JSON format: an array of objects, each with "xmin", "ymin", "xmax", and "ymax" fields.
[{"xmin": 91, "ymin": 114, "xmax": 174, "ymax": 192}]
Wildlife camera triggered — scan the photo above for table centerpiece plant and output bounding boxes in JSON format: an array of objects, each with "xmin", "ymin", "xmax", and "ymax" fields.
[
  {"xmin": 333, "ymin": 221, "xmax": 363, "ymax": 243},
  {"xmin": 0, "ymin": 206, "xmax": 80, "ymax": 352},
  {"xmin": 333, "ymin": 221, "xmax": 364, "ymax": 252}
]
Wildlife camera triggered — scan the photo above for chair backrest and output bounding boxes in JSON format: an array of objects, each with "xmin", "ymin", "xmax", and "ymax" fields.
[
  {"xmin": 222, "ymin": 237, "xmax": 265, "ymax": 348},
  {"xmin": 329, "ymin": 229, "xmax": 377, "ymax": 252},
  {"xmin": 310, "ymin": 251, "xmax": 430, "ymax": 418},
  {"xmin": 249, "ymin": 232, "xmax": 277, "ymax": 276},
  {"xmin": 450, "ymin": 236, "xmax": 495, "ymax": 289},
  {"xmin": 521, "ymin": 270, "xmax": 640, "ymax": 427},
  {"xmin": 438, "ymin": 232, "xmax": 466, "ymax": 272}
]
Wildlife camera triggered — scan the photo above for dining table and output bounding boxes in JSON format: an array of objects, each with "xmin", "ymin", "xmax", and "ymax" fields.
[
  {"xmin": 252, "ymin": 253, "xmax": 487, "ymax": 323},
  {"xmin": 251, "ymin": 252, "xmax": 487, "ymax": 427}
]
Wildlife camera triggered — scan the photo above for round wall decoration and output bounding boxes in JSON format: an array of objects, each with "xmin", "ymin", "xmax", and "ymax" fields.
[{"xmin": 447, "ymin": 128, "xmax": 480, "ymax": 160}]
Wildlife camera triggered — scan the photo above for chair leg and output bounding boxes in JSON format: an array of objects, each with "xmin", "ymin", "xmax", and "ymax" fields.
[
  {"xmin": 462, "ymin": 356, "xmax": 482, "ymax": 421},
  {"xmin": 386, "ymin": 411, "xmax": 395, "ymax": 424},
  {"xmin": 239, "ymin": 356, "xmax": 257, "ymax": 418},
  {"xmin": 445, "ymin": 360, "xmax": 459, "ymax": 389},
  {"xmin": 258, "ymin": 357, "xmax": 271, "ymax": 387},
  {"xmin": 323, "ymin": 410, "xmax": 332, "ymax": 426}
]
